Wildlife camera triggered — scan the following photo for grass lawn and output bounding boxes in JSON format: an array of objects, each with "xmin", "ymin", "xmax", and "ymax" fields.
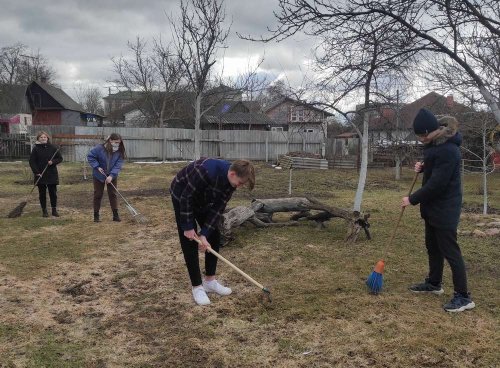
[{"xmin": 0, "ymin": 160, "xmax": 498, "ymax": 367}]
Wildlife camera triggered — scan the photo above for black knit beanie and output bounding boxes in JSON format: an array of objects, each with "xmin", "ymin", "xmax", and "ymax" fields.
[{"xmin": 413, "ymin": 108, "xmax": 439, "ymax": 135}]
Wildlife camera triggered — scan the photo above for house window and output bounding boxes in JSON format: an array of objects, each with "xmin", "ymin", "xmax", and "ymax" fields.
[
  {"xmin": 271, "ymin": 127, "xmax": 283, "ymax": 132},
  {"xmin": 290, "ymin": 106, "xmax": 304, "ymax": 122},
  {"xmin": 33, "ymin": 93, "xmax": 42, "ymax": 107},
  {"xmin": 304, "ymin": 129, "xmax": 314, "ymax": 133}
]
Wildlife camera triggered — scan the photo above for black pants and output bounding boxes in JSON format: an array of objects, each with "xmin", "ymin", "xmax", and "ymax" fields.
[
  {"xmin": 38, "ymin": 184, "xmax": 57, "ymax": 209},
  {"xmin": 425, "ymin": 220, "xmax": 468, "ymax": 294},
  {"xmin": 172, "ymin": 200, "xmax": 220, "ymax": 287}
]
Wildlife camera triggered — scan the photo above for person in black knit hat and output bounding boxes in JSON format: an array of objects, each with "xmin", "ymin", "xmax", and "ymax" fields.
[{"xmin": 402, "ymin": 108, "xmax": 475, "ymax": 312}]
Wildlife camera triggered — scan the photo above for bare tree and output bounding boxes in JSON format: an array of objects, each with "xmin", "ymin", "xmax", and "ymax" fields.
[
  {"xmin": 460, "ymin": 111, "xmax": 498, "ymax": 214},
  {"xmin": 262, "ymin": 16, "xmax": 418, "ymax": 212},
  {"xmin": 0, "ymin": 43, "xmax": 56, "ymax": 85},
  {"xmin": 171, "ymin": 0, "xmax": 231, "ymax": 159},
  {"xmin": 257, "ymin": 0, "xmax": 500, "ymax": 123},
  {"xmin": 74, "ymin": 84, "xmax": 104, "ymax": 115},
  {"xmin": 111, "ymin": 37, "xmax": 186, "ymax": 127}
]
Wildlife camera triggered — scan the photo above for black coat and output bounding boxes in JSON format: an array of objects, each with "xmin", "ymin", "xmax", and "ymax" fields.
[
  {"xmin": 29, "ymin": 143, "xmax": 63, "ymax": 185},
  {"xmin": 409, "ymin": 133, "xmax": 462, "ymax": 230}
]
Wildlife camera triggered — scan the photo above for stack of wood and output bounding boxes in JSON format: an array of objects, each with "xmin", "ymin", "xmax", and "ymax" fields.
[{"xmin": 279, "ymin": 155, "xmax": 329, "ymax": 170}]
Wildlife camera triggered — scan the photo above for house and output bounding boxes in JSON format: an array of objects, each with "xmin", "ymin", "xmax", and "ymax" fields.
[
  {"xmin": 264, "ymin": 97, "xmax": 332, "ymax": 134},
  {"xmin": 366, "ymin": 92, "xmax": 474, "ymax": 144},
  {"xmin": 107, "ymin": 89, "xmax": 279, "ymax": 130},
  {"xmin": 26, "ymin": 81, "xmax": 99, "ymax": 126},
  {"xmin": 103, "ymin": 90, "xmax": 143, "ymax": 115},
  {"xmin": 0, "ymin": 84, "xmax": 32, "ymax": 133},
  {"xmin": 105, "ymin": 91, "xmax": 196, "ymax": 128},
  {"xmin": 203, "ymin": 100, "xmax": 280, "ymax": 130}
]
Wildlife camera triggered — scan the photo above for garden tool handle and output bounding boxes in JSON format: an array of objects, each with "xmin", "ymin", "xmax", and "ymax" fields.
[
  {"xmin": 99, "ymin": 172, "xmax": 131, "ymax": 206},
  {"xmin": 107, "ymin": 180, "xmax": 130, "ymax": 205},
  {"xmin": 388, "ymin": 170, "xmax": 420, "ymax": 247},
  {"xmin": 192, "ymin": 235, "xmax": 266, "ymax": 290}
]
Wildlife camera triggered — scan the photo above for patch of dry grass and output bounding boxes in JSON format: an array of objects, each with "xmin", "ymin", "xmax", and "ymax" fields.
[{"xmin": 0, "ymin": 161, "xmax": 499, "ymax": 367}]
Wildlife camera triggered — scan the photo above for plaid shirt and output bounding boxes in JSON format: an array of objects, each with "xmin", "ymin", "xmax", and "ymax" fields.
[{"xmin": 170, "ymin": 158, "xmax": 235, "ymax": 237}]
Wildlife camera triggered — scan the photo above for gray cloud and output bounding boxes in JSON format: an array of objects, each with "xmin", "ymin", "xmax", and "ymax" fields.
[{"xmin": 0, "ymin": 0, "xmax": 309, "ymax": 98}]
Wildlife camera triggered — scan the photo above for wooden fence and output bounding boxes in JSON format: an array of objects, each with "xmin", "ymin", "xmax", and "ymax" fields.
[
  {"xmin": 0, "ymin": 133, "xmax": 31, "ymax": 160},
  {"xmin": 25, "ymin": 126, "xmax": 325, "ymax": 162}
]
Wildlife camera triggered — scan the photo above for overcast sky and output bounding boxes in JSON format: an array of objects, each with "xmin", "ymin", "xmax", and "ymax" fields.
[{"xmin": 0, "ymin": 0, "xmax": 316, "ymax": 100}]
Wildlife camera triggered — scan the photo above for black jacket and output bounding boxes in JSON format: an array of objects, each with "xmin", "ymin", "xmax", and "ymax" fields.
[
  {"xmin": 409, "ymin": 132, "xmax": 462, "ymax": 230},
  {"xmin": 29, "ymin": 143, "xmax": 63, "ymax": 185}
]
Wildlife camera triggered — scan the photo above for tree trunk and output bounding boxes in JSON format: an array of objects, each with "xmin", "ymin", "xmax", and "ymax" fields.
[
  {"xmin": 395, "ymin": 155, "xmax": 401, "ymax": 180},
  {"xmin": 479, "ymin": 86, "xmax": 500, "ymax": 125},
  {"xmin": 220, "ymin": 197, "xmax": 371, "ymax": 244},
  {"xmin": 194, "ymin": 94, "xmax": 202, "ymax": 159},
  {"xmin": 353, "ymin": 111, "xmax": 369, "ymax": 212}
]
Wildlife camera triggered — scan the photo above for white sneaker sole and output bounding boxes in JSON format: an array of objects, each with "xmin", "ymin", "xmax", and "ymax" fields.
[
  {"xmin": 410, "ymin": 288, "xmax": 444, "ymax": 295},
  {"xmin": 203, "ymin": 287, "xmax": 232, "ymax": 296},
  {"xmin": 444, "ymin": 301, "xmax": 475, "ymax": 312}
]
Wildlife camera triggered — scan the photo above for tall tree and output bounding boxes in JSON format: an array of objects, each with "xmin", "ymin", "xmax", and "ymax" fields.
[
  {"xmin": 111, "ymin": 37, "xmax": 185, "ymax": 127},
  {"xmin": 0, "ymin": 43, "xmax": 55, "ymax": 85},
  {"xmin": 246, "ymin": 9, "xmax": 419, "ymax": 212},
  {"xmin": 262, "ymin": 0, "xmax": 500, "ymax": 123},
  {"xmin": 171, "ymin": 0, "xmax": 230, "ymax": 159},
  {"xmin": 74, "ymin": 84, "xmax": 104, "ymax": 115}
]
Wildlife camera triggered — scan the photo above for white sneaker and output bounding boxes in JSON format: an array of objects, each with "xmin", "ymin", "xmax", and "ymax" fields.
[
  {"xmin": 203, "ymin": 279, "xmax": 232, "ymax": 296},
  {"xmin": 192, "ymin": 286, "xmax": 211, "ymax": 305}
]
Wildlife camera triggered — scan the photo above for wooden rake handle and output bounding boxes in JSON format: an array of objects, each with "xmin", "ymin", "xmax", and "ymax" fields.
[
  {"xmin": 192, "ymin": 236, "xmax": 266, "ymax": 291},
  {"xmin": 387, "ymin": 170, "xmax": 420, "ymax": 247}
]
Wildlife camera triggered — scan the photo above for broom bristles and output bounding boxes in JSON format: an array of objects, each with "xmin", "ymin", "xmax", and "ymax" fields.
[
  {"xmin": 7, "ymin": 201, "xmax": 27, "ymax": 218},
  {"xmin": 366, "ymin": 271, "xmax": 383, "ymax": 294},
  {"xmin": 366, "ymin": 259, "xmax": 385, "ymax": 294}
]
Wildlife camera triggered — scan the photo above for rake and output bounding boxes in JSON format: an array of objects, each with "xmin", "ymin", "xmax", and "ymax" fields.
[
  {"xmin": 192, "ymin": 235, "xmax": 272, "ymax": 303},
  {"xmin": 366, "ymin": 170, "xmax": 420, "ymax": 294},
  {"xmin": 7, "ymin": 148, "xmax": 60, "ymax": 218},
  {"xmin": 108, "ymin": 181, "xmax": 149, "ymax": 224}
]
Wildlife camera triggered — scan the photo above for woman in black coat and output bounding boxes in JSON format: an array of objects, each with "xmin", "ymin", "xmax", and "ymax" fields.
[{"xmin": 29, "ymin": 131, "xmax": 63, "ymax": 217}]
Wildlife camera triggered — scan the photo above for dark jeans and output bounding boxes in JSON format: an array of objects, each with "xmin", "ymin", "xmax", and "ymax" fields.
[
  {"xmin": 172, "ymin": 200, "xmax": 220, "ymax": 287},
  {"xmin": 38, "ymin": 184, "xmax": 57, "ymax": 209},
  {"xmin": 93, "ymin": 177, "xmax": 118, "ymax": 212},
  {"xmin": 425, "ymin": 221, "xmax": 468, "ymax": 294}
]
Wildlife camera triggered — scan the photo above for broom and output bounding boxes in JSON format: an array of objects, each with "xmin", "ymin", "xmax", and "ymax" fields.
[
  {"xmin": 366, "ymin": 170, "xmax": 420, "ymax": 294},
  {"xmin": 7, "ymin": 148, "xmax": 60, "ymax": 218}
]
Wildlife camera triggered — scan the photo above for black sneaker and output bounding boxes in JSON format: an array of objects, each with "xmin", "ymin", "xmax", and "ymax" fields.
[
  {"xmin": 409, "ymin": 280, "xmax": 444, "ymax": 295},
  {"xmin": 443, "ymin": 292, "xmax": 475, "ymax": 313}
]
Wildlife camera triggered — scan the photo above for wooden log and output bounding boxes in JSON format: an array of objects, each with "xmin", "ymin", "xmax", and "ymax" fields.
[{"xmin": 219, "ymin": 197, "xmax": 371, "ymax": 244}]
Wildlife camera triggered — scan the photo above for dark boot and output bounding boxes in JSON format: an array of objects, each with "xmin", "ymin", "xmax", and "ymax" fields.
[
  {"xmin": 42, "ymin": 208, "xmax": 49, "ymax": 217},
  {"xmin": 94, "ymin": 211, "xmax": 100, "ymax": 223},
  {"xmin": 52, "ymin": 207, "xmax": 60, "ymax": 217},
  {"xmin": 112, "ymin": 209, "xmax": 121, "ymax": 222}
]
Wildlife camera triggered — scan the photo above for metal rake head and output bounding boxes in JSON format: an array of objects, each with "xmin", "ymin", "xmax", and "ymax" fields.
[{"xmin": 125, "ymin": 204, "xmax": 149, "ymax": 224}]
